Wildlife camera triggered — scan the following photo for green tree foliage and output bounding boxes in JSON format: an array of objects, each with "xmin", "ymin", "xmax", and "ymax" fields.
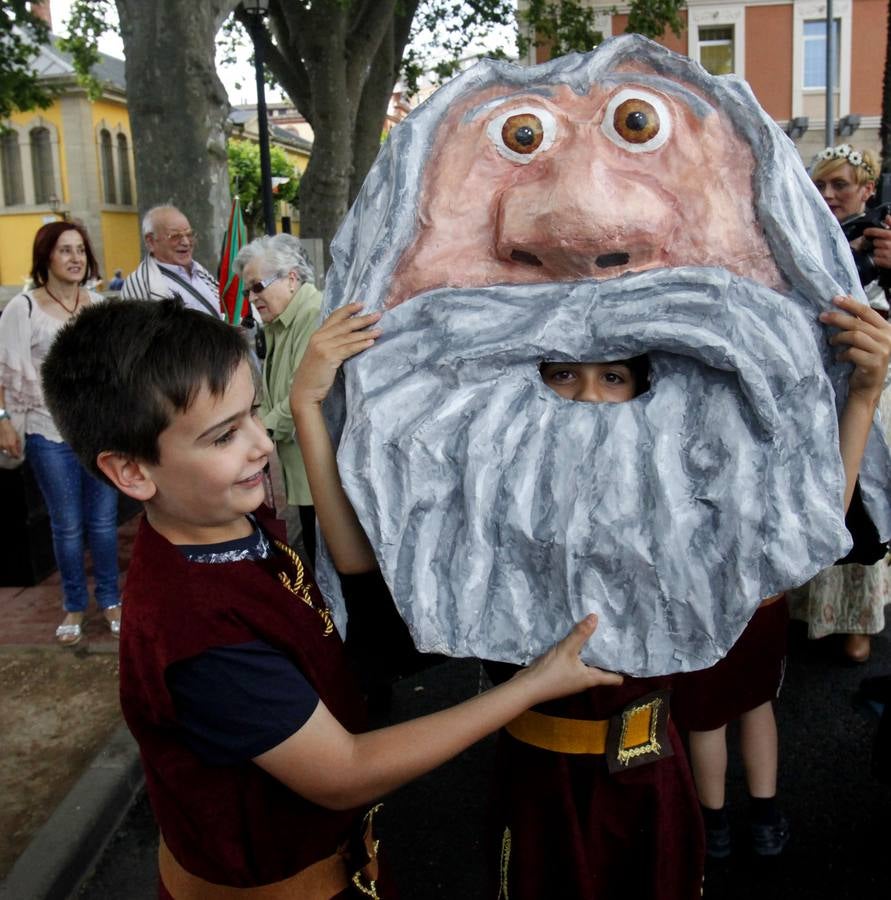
[
  {"xmin": 626, "ymin": 0, "xmax": 686, "ymax": 41},
  {"xmin": 518, "ymin": 0, "xmax": 686, "ymax": 59},
  {"xmin": 56, "ymin": 0, "xmax": 117, "ymax": 100},
  {"xmin": 228, "ymin": 139, "xmax": 300, "ymax": 236},
  {"xmin": 517, "ymin": 0, "xmax": 605, "ymax": 57},
  {"xmin": 0, "ymin": 0, "xmax": 54, "ymax": 120}
]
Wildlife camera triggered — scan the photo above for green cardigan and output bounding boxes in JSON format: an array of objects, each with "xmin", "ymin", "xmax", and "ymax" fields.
[{"xmin": 260, "ymin": 281, "xmax": 323, "ymax": 506}]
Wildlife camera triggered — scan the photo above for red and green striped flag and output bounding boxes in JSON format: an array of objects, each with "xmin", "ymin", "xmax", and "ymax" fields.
[{"xmin": 218, "ymin": 197, "xmax": 248, "ymax": 324}]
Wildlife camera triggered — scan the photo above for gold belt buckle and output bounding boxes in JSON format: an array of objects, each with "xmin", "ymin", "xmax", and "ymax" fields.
[{"xmin": 605, "ymin": 689, "xmax": 673, "ymax": 774}]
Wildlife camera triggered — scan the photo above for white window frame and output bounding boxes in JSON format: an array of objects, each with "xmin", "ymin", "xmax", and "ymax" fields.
[
  {"xmin": 94, "ymin": 119, "xmax": 136, "ymax": 209},
  {"xmin": 688, "ymin": 5, "xmax": 745, "ymax": 79},
  {"xmin": 792, "ymin": 0, "xmax": 852, "ymax": 119},
  {"xmin": 0, "ymin": 116, "xmax": 63, "ymax": 212}
]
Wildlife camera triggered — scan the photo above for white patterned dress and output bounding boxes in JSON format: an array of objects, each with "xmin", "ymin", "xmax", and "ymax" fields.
[{"xmin": 789, "ymin": 389, "xmax": 891, "ymax": 638}]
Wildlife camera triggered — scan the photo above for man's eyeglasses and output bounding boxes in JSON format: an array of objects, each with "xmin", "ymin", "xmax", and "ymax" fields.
[
  {"xmin": 160, "ymin": 229, "xmax": 197, "ymax": 244},
  {"xmin": 242, "ymin": 273, "xmax": 284, "ymax": 300}
]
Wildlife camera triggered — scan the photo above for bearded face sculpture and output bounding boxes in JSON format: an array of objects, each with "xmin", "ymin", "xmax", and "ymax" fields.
[{"xmin": 316, "ymin": 35, "xmax": 891, "ymax": 676}]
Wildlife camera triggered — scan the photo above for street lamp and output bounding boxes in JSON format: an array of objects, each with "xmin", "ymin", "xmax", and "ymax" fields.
[
  {"xmin": 836, "ymin": 114, "xmax": 861, "ymax": 138},
  {"xmin": 784, "ymin": 117, "xmax": 809, "ymax": 142},
  {"xmin": 244, "ymin": 0, "xmax": 276, "ymax": 236},
  {"xmin": 47, "ymin": 193, "xmax": 68, "ymax": 221}
]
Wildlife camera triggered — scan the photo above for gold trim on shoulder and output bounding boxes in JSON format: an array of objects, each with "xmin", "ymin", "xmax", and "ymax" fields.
[{"xmin": 274, "ymin": 540, "xmax": 334, "ymax": 636}]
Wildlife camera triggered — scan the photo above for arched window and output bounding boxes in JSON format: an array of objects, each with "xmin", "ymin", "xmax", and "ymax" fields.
[
  {"xmin": 100, "ymin": 128, "xmax": 116, "ymax": 204},
  {"xmin": 116, "ymin": 132, "xmax": 132, "ymax": 205},
  {"xmin": 30, "ymin": 127, "xmax": 53, "ymax": 204},
  {"xmin": 1, "ymin": 131, "xmax": 24, "ymax": 206}
]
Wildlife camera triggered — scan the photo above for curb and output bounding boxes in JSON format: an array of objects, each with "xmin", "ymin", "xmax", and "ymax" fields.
[{"xmin": 0, "ymin": 724, "xmax": 143, "ymax": 900}]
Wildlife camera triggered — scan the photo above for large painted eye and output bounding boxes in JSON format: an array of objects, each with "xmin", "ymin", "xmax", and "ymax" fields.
[
  {"xmin": 601, "ymin": 89, "xmax": 671, "ymax": 153},
  {"xmin": 487, "ymin": 105, "xmax": 556, "ymax": 164}
]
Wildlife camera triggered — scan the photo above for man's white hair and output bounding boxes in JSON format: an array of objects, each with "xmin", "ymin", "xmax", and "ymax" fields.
[{"xmin": 141, "ymin": 204, "xmax": 185, "ymax": 239}]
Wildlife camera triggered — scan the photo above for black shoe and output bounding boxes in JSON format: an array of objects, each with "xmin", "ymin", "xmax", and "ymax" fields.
[
  {"xmin": 705, "ymin": 820, "xmax": 732, "ymax": 859},
  {"xmin": 751, "ymin": 815, "xmax": 790, "ymax": 857}
]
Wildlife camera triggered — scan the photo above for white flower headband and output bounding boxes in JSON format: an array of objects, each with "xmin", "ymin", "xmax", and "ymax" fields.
[{"xmin": 814, "ymin": 143, "xmax": 876, "ymax": 179}]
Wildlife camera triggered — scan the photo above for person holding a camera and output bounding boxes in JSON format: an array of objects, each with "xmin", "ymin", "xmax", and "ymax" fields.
[
  {"xmin": 789, "ymin": 145, "xmax": 891, "ymax": 663},
  {"xmin": 812, "ymin": 144, "xmax": 891, "ymax": 308}
]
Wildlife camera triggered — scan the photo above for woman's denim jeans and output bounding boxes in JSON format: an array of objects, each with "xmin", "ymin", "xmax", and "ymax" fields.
[{"xmin": 25, "ymin": 433, "xmax": 121, "ymax": 613}]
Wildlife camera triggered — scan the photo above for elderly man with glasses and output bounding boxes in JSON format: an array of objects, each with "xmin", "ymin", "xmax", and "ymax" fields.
[
  {"xmin": 235, "ymin": 232, "xmax": 322, "ymax": 563},
  {"xmin": 122, "ymin": 205, "xmax": 223, "ymax": 318}
]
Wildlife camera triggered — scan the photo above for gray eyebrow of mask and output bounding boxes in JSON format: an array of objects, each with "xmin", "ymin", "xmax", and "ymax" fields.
[
  {"xmin": 462, "ymin": 87, "xmax": 557, "ymax": 124},
  {"xmin": 461, "ymin": 75, "xmax": 710, "ymax": 125},
  {"xmin": 597, "ymin": 73, "xmax": 713, "ymax": 118}
]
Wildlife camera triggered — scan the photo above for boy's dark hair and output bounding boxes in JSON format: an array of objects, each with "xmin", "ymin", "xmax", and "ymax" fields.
[
  {"xmin": 42, "ymin": 298, "xmax": 250, "ymax": 480},
  {"xmin": 30, "ymin": 221, "xmax": 100, "ymax": 287}
]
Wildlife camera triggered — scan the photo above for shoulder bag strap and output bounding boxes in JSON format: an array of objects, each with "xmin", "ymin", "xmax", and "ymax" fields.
[{"xmin": 160, "ymin": 267, "xmax": 221, "ymax": 318}]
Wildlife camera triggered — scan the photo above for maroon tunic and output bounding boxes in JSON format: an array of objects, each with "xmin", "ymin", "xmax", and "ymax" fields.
[
  {"xmin": 672, "ymin": 596, "xmax": 789, "ymax": 733},
  {"xmin": 120, "ymin": 512, "xmax": 370, "ymax": 891},
  {"xmin": 490, "ymin": 677, "xmax": 705, "ymax": 900}
]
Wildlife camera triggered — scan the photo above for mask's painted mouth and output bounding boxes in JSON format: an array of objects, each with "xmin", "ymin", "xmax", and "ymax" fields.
[
  {"xmin": 596, "ymin": 252, "xmax": 631, "ymax": 268},
  {"xmin": 510, "ymin": 249, "xmax": 542, "ymax": 267},
  {"xmin": 507, "ymin": 250, "xmax": 633, "ymax": 270}
]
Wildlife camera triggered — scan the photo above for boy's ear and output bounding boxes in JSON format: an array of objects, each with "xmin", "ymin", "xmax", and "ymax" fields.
[{"xmin": 96, "ymin": 452, "xmax": 157, "ymax": 501}]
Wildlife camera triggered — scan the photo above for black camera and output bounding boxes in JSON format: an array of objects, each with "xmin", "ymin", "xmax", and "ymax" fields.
[{"xmin": 841, "ymin": 202, "xmax": 891, "ymax": 289}]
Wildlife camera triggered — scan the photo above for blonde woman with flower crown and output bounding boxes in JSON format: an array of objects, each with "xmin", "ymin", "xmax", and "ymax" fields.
[{"xmin": 789, "ymin": 145, "xmax": 891, "ymax": 662}]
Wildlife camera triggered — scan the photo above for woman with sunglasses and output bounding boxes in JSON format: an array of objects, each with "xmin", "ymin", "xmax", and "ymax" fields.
[
  {"xmin": 235, "ymin": 234, "xmax": 322, "ymax": 564},
  {"xmin": 0, "ymin": 221, "xmax": 121, "ymax": 645}
]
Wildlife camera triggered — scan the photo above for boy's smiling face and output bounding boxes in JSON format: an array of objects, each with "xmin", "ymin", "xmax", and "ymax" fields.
[{"xmin": 140, "ymin": 360, "xmax": 273, "ymax": 546}]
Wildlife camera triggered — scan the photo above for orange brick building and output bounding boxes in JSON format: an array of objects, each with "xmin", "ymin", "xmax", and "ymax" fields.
[{"xmin": 521, "ymin": 0, "xmax": 887, "ymax": 164}]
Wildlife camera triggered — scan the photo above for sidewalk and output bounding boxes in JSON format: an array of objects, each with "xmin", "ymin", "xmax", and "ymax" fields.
[
  {"xmin": 0, "ymin": 516, "xmax": 143, "ymax": 900},
  {"xmin": 0, "ymin": 517, "xmax": 137, "ymax": 648}
]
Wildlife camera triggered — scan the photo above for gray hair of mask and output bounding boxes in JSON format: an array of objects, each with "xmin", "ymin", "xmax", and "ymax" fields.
[
  {"xmin": 321, "ymin": 32, "xmax": 891, "ymax": 539},
  {"xmin": 235, "ymin": 232, "xmax": 315, "ymax": 285}
]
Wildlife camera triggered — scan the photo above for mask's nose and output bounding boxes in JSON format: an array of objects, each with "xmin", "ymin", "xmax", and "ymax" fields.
[{"xmin": 494, "ymin": 141, "xmax": 675, "ymax": 280}]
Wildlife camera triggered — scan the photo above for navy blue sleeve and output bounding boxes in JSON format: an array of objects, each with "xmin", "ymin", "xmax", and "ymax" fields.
[{"xmin": 165, "ymin": 640, "xmax": 320, "ymax": 766}]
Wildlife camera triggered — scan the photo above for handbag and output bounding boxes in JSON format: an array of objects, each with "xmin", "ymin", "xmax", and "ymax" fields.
[
  {"xmin": 0, "ymin": 408, "xmax": 26, "ymax": 470},
  {"xmin": 0, "ymin": 293, "xmax": 30, "ymax": 470}
]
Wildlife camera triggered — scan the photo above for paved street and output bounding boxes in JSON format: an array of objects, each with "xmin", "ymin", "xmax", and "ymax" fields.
[
  {"xmin": 78, "ymin": 621, "xmax": 891, "ymax": 900},
  {"xmin": 4, "ymin": 470, "xmax": 888, "ymax": 899}
]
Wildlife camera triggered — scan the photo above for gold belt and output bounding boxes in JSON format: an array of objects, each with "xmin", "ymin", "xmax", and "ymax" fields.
[
  {"xmin": 159, "ymin": 805, "xmax": 382, "ymax": 899},
  {"xmin": 505, "ymin": 690, "xmax": 673, "ymax": 772}
]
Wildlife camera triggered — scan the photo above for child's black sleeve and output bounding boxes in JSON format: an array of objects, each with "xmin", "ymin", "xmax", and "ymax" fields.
[
  {"xmin": 837, "ymin": 481, "xmax": 889, "ymax": 566},
  {"xmin": 165, "ymin": 639, "xmax": 319, "ymax": 766}
]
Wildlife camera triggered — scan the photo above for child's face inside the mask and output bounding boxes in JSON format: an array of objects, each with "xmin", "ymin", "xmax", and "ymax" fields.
[{"xmin": 540, "ymin": 361, "xmax": 639, "ymax": 404}]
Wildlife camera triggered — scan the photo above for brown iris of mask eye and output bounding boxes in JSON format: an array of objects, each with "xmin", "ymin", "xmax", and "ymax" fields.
[
  {"xmin": 501, "ymin": 114, "xmax": 544, "ymax": 154},
  {"xmin": 613, "ymin": 99, "xmax": 660, "ymax": 144}
]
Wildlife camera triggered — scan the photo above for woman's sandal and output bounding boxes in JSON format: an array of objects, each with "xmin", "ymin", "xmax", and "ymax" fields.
[
  {"xmin": 55, "ymin": 613, "xmax": 84, "ymax": 647},
  {"xmin": 103, "ymin": 605, "xmax": 122, "ymax": 638}
]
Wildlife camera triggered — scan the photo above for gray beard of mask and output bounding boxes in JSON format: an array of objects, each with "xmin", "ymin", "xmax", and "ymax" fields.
[{"xmin": 322, "ymin": 268, "xmax": 851, "ymax": 676}]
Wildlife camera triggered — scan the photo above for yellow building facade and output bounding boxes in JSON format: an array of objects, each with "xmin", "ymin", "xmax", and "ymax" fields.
[
  {"xmin": 0, "ymin": 43, "xmax": 139, "ymax": 290},
  {"xmin": 1, "ymin": 42, "xmax": 313, "ymax": 292}
]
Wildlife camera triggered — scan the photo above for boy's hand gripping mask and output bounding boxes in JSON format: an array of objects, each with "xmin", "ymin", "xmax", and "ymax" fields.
[{"xmin": 317, "ymin": 35, "xmax": 891, "ymax": 676}]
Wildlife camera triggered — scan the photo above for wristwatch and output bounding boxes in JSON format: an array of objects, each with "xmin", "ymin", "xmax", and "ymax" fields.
[{"xmin": 0, "ymin": 408, "xmax": 10, "ymax": 421}]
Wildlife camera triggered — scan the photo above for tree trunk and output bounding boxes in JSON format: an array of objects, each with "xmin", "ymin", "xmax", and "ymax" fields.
[
  {"xmin": 349, "ymin": 2, "xmax": 418, "ymax": 202},
  {"xmin": 293, "ymin": 8, "xmax": 353, "ymax": 259},
  {"xmin": 115, "ymin": 0, "xmax": 237, "ymax": 271},
  {"xmin": 262, "ymin": 0, "xmax": 407, "ymax": 262}
]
